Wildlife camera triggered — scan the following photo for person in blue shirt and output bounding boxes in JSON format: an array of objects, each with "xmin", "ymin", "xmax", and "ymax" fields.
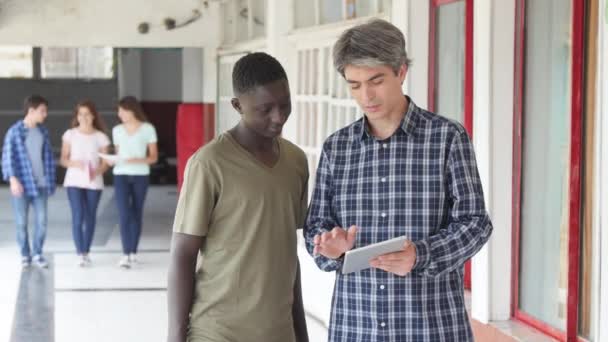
[{"xmin": 2, "ymin": 95, "xmax": 56, "ymax": 268}]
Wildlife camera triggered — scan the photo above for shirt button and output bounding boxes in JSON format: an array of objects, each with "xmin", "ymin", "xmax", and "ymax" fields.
[
  {"xmin": 382, "ymin": 143, "xmax": 388, "ymax": 149},
  {"xmin": 381, "ymin": 212, "xmax": 387, "ymax": 218},
  {"xmin": 381, "ymin": 177, "xmax": 386, "ymax": 182},
  {"xmin": 380, "ymin": 285, "xmax": 385, "ymax": 290},
  {"xmin": 380, "ymin": 322, "xmax": 386, "ymax": 327}
]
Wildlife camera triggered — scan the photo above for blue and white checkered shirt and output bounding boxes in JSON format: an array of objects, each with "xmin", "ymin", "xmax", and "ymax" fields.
[
  {"xmin": 304, "ymin": 98, "xmax": 493, "ymax": 342},
  {"xmin": 2, "ymin": 120, "xmax": 56, "ymax": 198}
]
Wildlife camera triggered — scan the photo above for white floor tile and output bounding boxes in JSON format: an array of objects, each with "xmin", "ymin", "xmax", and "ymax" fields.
[
  {"xmin": 54, "ymin": 252, "xmax": 169, "ymax": 290},
  {"xmin": 55, "ymin": 291, "xmax": 167, "ymax": 342}
]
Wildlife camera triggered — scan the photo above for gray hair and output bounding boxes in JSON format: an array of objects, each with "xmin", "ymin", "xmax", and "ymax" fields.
[{"xmin": 333, "ymin": 19, "xmax": 412, "ymax": 77}]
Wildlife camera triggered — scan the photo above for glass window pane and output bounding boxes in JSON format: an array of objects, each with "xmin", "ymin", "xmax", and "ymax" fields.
[
  {"xmin": 294, "ymin": 1, "xmax": 315, "ymax": 28},
  {"xmin": 519, "ymin": 0, "xmax": 572, "ymax": 330},
  {"xmin": 235, "ymin": 0, "xmax": 250, "ymax": 41},
  {"xmin": 252, "ymin": 0, "xmax": 267, "ymax": 38},
  {"xmin": 355, "ymin": 0, "xmax": 374, "ymax": 18},
  {"xmin": 434, "ymin": 1, "xmax": 465, "ymax": 123},
  {"xmin": 0, "ymin": 46, "xmax": 33, "ymax": 78},
  {"xmin": 41, "ymin": 47, "xmax": 113, "ymax": 79},
  {"xmin": 77, "ymin": 47, "xmax": 114, "ymax": 78},
  {"xmin": 221, "ymin": 3, "xmax": 236, "ymax": 44},
  {"xmin": 41, "ymin": 47, "xmax": 77, "ymax": 78},
  {"xmin": 321, "ymin": 0, "xmax": 343, "ymax": 25}
]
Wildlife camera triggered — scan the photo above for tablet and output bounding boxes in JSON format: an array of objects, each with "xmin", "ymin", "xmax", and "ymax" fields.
[{"xmin": 342, "ymin": 235, "xmax": 409, "ymax": 274}]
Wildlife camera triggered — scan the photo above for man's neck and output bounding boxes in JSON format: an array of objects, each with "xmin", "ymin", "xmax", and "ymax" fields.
[
  {"xmin": 23, "ymin": 116, "xmax": 37, "ymax": 129},
  {"xmin": 367, "ymin": 96, "xmax": 408, "ymax": 140},
  {"xmin": 230, "ymin": 123, "xmax": 276, "ymax": 153}
]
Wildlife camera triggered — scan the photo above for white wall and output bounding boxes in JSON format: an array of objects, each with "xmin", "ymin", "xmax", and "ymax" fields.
[
  {"xmin": 406, "ymin": 0, "xmax": 430, "ymax": 109},
  {"xmin": 182, "ymin": 48, "xmax": 203, "ymax": 103},
  {"xmin": 0, "ymin": 0, "xmax": 219, "ymax": 47},
  {"xmin": 470, "ymin": 0, "xmax": 516, "ymax": 323}
]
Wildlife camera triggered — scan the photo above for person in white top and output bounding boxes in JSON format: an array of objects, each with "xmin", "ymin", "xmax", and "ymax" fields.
[
  {"xmin": 60, "ymin": 100, "xmax": 111, "ymax": 267},
  {"xmin": 111, "ymin": 96, "xmax": 158, "ymax": 269}
]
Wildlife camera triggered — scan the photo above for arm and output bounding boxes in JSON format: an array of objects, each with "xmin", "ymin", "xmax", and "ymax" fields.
[
  {"xmin": 95, "ymin": 145, "xmax": 110, "ymax": 175},
  {"xmin": 167, "ymin": 232, "xmax": 204, "ymax": 342},
  {"xmin": 59, "ymin": 141, "xmax": 85, "ymax": 169},
  {"xmin": 302, "ymin": 147, "xmax": 345, "ymax": 272},
  {"xmin": 168, "ymin": 157, "xmax": 216, "ymax": 341},
  {"xmin": 2, "ymin": 130, "xmax": 23, "ymax": 196},
  {"xmin": 411, "ymin": 130, "xmax": 493, "ymax": 278},
  {"xmin": 292, "ymin": 259, "xmax": 309, "ymax": 342},
  {"xmin": 1, "ymin": 128, "xmax": 16, "ymax": 181}
]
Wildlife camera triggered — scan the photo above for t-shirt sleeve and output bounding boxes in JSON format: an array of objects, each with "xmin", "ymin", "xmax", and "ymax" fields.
[
  {"xmin": 172, "ymin": 157, "xmax": 217, "ymax": 236},
  {"xmin": 146, "ymin": 124, "xmax": 158, "ymax": 144},
  {"xmin": 112, "ymin": 126, "xmax": 120, "ymax": 147},
  {"xmin": 97, "ymin": 132, "xmax": 111, "ymax": 148},
  {"xmin": 62, "ymin": 129, "xmax": 72, "ymax": 143}
]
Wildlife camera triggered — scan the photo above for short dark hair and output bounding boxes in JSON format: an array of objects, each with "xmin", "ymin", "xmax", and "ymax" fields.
[
  {"xmin": 118, "ymin": 96, "xmax": 148, "ymax": 122},
  {"xmin": 232, "ymin": 52, "xmax": 288, "ymax": 95},
  {"xmin": 23, "ymin": 95, "xmax": 48, "ymax": 115}
]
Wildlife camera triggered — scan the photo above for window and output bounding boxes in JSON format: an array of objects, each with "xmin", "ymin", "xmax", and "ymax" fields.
[
  {"xmin": 513, "ymin": 0, "xmax": 587, "ymax": 340},
  {"xmin": 216, "ymin": 53, "xmax": 248, "ymax": 134},
  {"xmin": 285, "ymin": 42, "xmax": 359, "ymax": 195},
  {"xmin": 428, "ymin": 0, "xmax": 474, "ymax": 289},
  {"xmin": 0, "ymin": 46, "xmax": 33, "ymax": 78},
  {"xmin": 0, "ymin": 47, "xmax": 114, "ymax": 79},
  {"xmin": 221, "ymin": 0, "xmax": 267, "ymax": 45},
  {"xmin": 294, "ymin": 0, "xmax": 390, "ymax": 29},
  {"xmin": 41, "ymin": 47, "xmax": 114, "ymax": 79}
]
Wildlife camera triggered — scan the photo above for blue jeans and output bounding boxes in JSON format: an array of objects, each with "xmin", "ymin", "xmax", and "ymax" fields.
[
  {"xmin": 11, "ymin": 192, "xmax": 48, "ymax": 258},
  {"xmin": 113, "ymin": 175, "xmax": 149, "ymax": 254},
  {"xmin": 66, "ymin": 187, "xmax": 102, "ymax": 255}
]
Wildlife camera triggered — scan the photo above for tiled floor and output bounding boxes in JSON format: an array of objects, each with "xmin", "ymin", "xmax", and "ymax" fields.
[{"xmin": 0, "ymin": 186, "xmax": 330, "ymax": 342}]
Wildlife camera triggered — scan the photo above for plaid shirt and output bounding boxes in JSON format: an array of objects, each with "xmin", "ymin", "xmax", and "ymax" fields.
[
  {"xmin": 304, "ymin": 98, "xmax": 493, "ymax": 342},
  {"xmin": 2, "ymin": 120, "xmax": 56, "ymax": 197}
]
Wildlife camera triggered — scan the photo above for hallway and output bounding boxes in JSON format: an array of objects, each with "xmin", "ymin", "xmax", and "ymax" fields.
[{"xmin": 0, "ymin": 186, "xmax": 330, "ymax": 342}]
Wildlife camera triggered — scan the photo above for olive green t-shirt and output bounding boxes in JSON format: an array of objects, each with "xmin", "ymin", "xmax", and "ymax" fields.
[{"xmin": 172, "ymin": 132, "xmax": 309, "ymax": 342}]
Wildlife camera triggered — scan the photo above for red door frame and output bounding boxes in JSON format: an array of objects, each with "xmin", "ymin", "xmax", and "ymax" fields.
[
  {"xmin": 511, "ymin": 0, "xmax": 586, "ymax": 340},
  {"xmin": 428, "ymin": 0, "xmax": 474, "ymax": 289}
]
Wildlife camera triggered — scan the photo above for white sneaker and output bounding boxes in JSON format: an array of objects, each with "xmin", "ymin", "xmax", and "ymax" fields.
[
  {"xmin": 33, "ymin": 255, "xmax": 49, "ymax": 269},
  {"xmin": 78, "ymin": 255, "xmax": 86, "ymax": 267},
  {"xmin": 118, "ymin": 255, "xmax": 130, "ymax": 269},
  {"xmin": 21, "ymin": 257, "xmax": 31, "ymax": 269},
  {"xmin": 83, "ymin": 254, "xmax": 92, "ymax": 266},
  {"xmin": 129, "ymin": 253, "xmax": 138, "ymax": 265}
]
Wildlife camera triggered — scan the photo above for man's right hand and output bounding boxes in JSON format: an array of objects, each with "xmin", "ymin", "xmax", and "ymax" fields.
[
  {"xmin": 313, "ymin": 225, "xmax": 357, "ymax": 259},
  {"xmin": 9, "ymin": 177, "xmax": 23, "ymax": 197}
]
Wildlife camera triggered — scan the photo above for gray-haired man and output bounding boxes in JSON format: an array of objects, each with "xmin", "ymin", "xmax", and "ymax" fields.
[{"xmin": 303, "ymin": 19, "xmax": 493, "ymax": 341}]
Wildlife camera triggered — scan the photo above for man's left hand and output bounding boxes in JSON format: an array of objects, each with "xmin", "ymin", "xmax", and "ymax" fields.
[{"xmin": 370, "ymin": 242, "xmax": 416, "ymax": 277}]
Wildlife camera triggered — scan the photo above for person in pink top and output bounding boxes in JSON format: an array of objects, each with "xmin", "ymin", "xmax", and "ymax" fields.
[{"xmin": 60, "ymin": 100, "xmax": 111, "ymax": 267}]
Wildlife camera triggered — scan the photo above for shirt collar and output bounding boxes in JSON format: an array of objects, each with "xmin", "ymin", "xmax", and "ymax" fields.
[{"xmin": 357, "ymin": 96, "xmax": 418, "ymax": 142}]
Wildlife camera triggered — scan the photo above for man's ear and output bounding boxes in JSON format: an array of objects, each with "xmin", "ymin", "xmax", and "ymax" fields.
[{"xmin": 231, "ymin": 98, "xmax": 243, "ymax": 114}]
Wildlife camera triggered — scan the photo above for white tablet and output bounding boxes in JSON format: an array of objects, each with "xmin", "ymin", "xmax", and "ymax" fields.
[{"xmin": 342, "ymin": 235, "xmax": 409, "ymax": 274}]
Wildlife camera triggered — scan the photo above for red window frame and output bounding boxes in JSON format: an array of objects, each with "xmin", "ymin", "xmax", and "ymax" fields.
[
  {"xmin": 428, "ymin": 0, "xmax": 474, "ymax": 289},
  {"xmin": 511, "ymin": 0, "xmax": 586, "ymax": 341}
]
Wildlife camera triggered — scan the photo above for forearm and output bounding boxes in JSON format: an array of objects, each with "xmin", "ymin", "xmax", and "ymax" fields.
[
  {"xmin": 167, "ymin": 255, "xmax": 197, "ymax": 341},
  {"xmin": 60, "ymin": 159, "xmax": 79, "ymax": 169},
  {"xmin": 129, "ymin": 156, "xmax": 157, "ymax": 165},
  {"xmin": 412, "ymin": 213, "xmax": 493, "ymax": 277},
  {"xmin": 303, "ymin": 222, "xmax": 343, "ymax": 272}
]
